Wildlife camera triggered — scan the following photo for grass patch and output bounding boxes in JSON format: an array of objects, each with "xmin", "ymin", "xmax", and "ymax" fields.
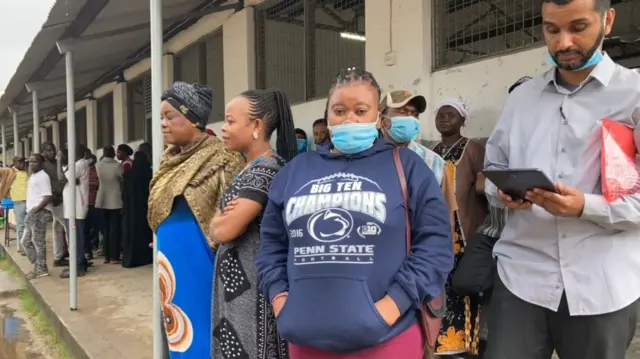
[{"xmin": 0, "ymin": 253, "xmax": 75, "ymax": 359}]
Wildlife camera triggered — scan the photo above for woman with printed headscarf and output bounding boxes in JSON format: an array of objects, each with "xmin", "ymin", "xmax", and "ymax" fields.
[
  {"xmin": 431, "ymin": 98, "xmax": 487, "ymax": 356},
  {"xmin": 148, "ymin": 81, "xmax": 244, "ymax": 358}
]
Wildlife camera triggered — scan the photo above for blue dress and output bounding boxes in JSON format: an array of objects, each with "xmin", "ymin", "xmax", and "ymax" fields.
[{"xmin": 157, "ymin": 196, "xmax": 215, "ymax": 358}]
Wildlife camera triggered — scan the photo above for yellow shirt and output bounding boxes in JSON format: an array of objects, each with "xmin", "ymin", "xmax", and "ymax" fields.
[{"xmin": 10, "ymin": 170, "xmax": 28, "ymax": 201}]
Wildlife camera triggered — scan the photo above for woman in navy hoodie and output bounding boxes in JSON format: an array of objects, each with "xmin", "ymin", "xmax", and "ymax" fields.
[{"xmin": 256, "ymin": 68, "xmax": 454, "ymax": 359}]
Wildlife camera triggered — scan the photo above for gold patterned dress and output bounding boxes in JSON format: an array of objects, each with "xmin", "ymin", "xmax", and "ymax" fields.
[{"xmin": 432, "ymin": 137, "xmax": 487, "ymax": 356}]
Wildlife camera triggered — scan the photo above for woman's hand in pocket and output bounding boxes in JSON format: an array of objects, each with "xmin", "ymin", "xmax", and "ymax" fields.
[
  {"xmin": 375, "ymin": 295, "xmax": 401, "ymax": 326},
  {"xmin": 272, "ymin": 293, "xmax": 288, "ymax": 318}
]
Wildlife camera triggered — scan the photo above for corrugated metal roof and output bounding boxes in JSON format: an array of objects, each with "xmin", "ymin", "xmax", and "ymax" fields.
[{"xmin": 0, "ymin": 0, "xmax": 241, "ymax": 148}]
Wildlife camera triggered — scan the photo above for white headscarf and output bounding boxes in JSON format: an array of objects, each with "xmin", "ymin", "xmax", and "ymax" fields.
[{"xmin": 435, "ymin": 98, "xmax": 468, "ymax": 119}]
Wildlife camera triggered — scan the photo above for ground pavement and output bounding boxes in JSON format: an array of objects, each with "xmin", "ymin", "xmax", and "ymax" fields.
[{"xmin": 1, "ymin": 230, "xmax": 152, "ymax": 359}]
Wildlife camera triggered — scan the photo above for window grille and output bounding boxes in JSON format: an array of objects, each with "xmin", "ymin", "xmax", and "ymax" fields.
[
  {"xmin": 75, "ymin": 108, "xmax": 87, "ymax": 147},
  {"xmin": 255, "ymin": 0, "xmax": 365, "ymax": 104},
  {"xmin": 128, "ymin": 77, "xmax": 147, "ymax": 142},
  {"xmin": 97, "ymin": 93, "xmax": 115, "ymax": 147},
  {"xmin": 433, "ymin": 0, "xmax": 544, "ymax": 69}
]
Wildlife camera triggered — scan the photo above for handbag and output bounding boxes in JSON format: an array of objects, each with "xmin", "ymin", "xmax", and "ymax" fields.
[
  {"xmin": 451, "ymin": 232, "xmax": 498, "ymax": 296},
  {"xmin": 392, "ymin": 147, "xmax": 446, "ymax": 357}
]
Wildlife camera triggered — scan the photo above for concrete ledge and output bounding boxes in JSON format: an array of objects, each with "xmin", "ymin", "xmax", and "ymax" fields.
[
  {"xmin": 0, "ymin": 241, "xmax": 91, "ymax": 359},
  {"xmin": 0, "ymin": 230, "xmax": 153, "ymax": 359}
]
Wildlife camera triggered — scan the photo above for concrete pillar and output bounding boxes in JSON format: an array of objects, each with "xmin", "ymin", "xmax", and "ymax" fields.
[
  {"xmin": 223, "ymin": 8, "xmax": 256, "ymax": 103},
  {"xmin": 113, "ymin": 82, "xmax": 128, "ymax": 146},
  {"xmin": 22, "ymin": 138, "xmax": 29, "ymax": 157},
  {"xmin": 163, "ymin": 53, "xmax": 174, "ymax": 91},
  {"xmin": 52, "ymin": 121, "xmax": 60, "ymax": 148},
  {"xmin": 40, "ymin": 127, "xmax": 47, "ymax": 143},
  {"xmin": 25, "ymin": 83, "xmax": 42, "ymax": 153},
  {"xmin": 86, "ymin": 100, "xmax": 98, "ymax": 153},
  {"xmin": 10, "ymin": 108, "xmax": 20, "ymax": 157}
]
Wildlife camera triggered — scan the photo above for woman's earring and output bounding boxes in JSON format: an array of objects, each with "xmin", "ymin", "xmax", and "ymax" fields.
[{"xmin": 252, "ymin": 132, "xmax": 259, "ymax": 140}]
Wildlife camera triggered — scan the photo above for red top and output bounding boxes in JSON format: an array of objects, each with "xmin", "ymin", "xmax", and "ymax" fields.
[
  {"xmin": 88, "ymin": 166, "xmax": 99, "ymax": 206},
  {"xmin": 121, "ymin": 157, "xmax": 133, "ymax": 172}
]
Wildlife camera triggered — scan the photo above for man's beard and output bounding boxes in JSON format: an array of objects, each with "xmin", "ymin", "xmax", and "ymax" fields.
[{"xmin": 551, "ymin": 27, "xmax": 604, "ymax": 71}]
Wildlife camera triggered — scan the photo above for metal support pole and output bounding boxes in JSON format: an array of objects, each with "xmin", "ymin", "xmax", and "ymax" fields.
[
  {"xmin": 64, "ymin": 51, "xmax": 78, "ymax": 311},
  {"xmin": 11, "ymin": 111, "xmax": 20, "ymax": 157},
  {"xmin": 1, "ymin": 123, "xmax": 6, "ymax": 167},
  {"xmin": 150, "ymin": 0, "xmax": 165, "ymax": 357},
  {"xmin": 32, "ymin": 90, "xmax": 40, "ymax": 153}
]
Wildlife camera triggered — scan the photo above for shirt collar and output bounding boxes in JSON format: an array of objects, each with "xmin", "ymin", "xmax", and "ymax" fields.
[{"xmin": 544, "ymin": 52, "xmax": 616, "ymax": 88}]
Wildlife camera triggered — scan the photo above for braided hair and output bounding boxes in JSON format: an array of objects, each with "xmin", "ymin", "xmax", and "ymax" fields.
[
  {"xmin": 325, "ymin": 68, "xmax": 382, "ymax": 121},
  {"xmin": 240, "ymin": 89, "xmax": 298, "ymax": 162}
]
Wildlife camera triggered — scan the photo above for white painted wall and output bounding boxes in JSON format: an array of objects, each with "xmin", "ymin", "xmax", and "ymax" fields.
[{"xmin": 35, "ymin": 0, "xmax": 553, "ymax": 158}]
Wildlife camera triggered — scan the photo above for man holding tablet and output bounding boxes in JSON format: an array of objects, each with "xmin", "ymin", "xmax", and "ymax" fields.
[{"xmin": 484, "ymin": 0, "xmax": 640, "ymax": 358}]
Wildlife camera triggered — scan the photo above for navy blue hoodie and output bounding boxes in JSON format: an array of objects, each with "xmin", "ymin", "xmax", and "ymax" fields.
[{"xmin": 257, "ymin": 140, "xmax": 453, "ymax": 352}]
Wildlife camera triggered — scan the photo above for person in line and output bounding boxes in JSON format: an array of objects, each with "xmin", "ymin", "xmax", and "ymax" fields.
[
  {"xmin": 41, "ymin": 141, "xmax": 68, "ymax": 267},
  {"xmin": 117, "ymin": 144, "xmax": 134, "ymax": 172},
  {"xmin": 138, "ymin": 142, "xmax": 152, "ymax": 161},
  {"xmin": 0, "ymin": 157, "xmax": 29, "ymax": 255},
  {"xmin": 21, "ymin": 154, "xmax": 54, "ymax": 279},
  {"xmin": 430, "ymin": 97, "xmax": 487, "ymax": 355},
  {"xmin": 312, "ymin": 118, "xmax": 331, "ymax": 150},
  {"xmin": 378, "ymin": 90, "xmax": 457, "ymax": 224},
  {"xmin": 256, "ymin": 68, "xmax": 453, "ymax": 359},
  {"xmin": 85, "ymin": 154, "xmax": 100, "ymax": 259},
  {"xmin": 122, "ymin": 151, "xmax": 153, "ymax": 268},
  {"xmin": 58, "ymin": 146, "xmax": 90, "ymax": 278},
  {"xmin": 455, "ymin": 75, "xmax": 532, "ymax": 356},
  {"xmin": 148, "ymin": 81, "xmax": 243, "ymax": 358},
  {"xmin": 95, "ymin": 145, "xmax": 123, "ymax": 264},
  {"xmin": 210, "ymin": 89, "xmax": 296, "ymax": 359},
  {"xmin": 295, "ymin": 128, "xmax": 308, "ymax": 154},
  {"xmin": 484, "ymin": 1, "xmax": 640, "ymax": 358}
]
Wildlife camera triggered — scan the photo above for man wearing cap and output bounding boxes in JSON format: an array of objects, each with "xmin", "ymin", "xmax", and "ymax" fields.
[{"xmin": 379, "ymin": 90, "xmax": 457, "ymax": 233}]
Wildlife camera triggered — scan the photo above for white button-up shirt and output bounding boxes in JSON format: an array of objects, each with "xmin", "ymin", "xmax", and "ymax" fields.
[{"xmin": 485, "ymin": 54, "xmax": 640, "ymax": 315}]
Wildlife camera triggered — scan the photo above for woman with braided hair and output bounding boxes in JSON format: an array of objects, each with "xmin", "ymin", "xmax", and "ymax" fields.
[
  {"xmin": 256, "ymin": 68, "xmax": 453, "ymax": 359},
  {"xmin": 210, "ymin": 88, "xmax": 297, "ymax": 359},
  {"xmin": 148, "ymin": 81, "xmax": 244, "ymax": 358}
]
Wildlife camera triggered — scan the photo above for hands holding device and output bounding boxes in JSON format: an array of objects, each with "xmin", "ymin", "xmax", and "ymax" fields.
[{"xmin": 485, "ymin": 169, "xmax": 585, "ymax": 217}]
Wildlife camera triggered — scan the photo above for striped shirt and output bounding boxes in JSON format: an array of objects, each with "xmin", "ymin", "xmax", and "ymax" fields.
[
  {"xmin": 407, "ymin": 140, "xmax": 446, "ymax": 186},
  {"xmin": 476, "ymin": 205, "xmax": 508, "ymax": 238}
]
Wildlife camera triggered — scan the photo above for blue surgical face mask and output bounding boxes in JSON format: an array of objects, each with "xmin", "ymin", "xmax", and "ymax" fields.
[
  {"xmin": 386, "ymin": 116, "xmax": 420, "ymax": 143},
  {"xmin": 329, "ymin": 120, "xmax": 379, "ymax": 155},
  {"xmin": 296, "ymin": 139, "xmax": 308, "ymax": 153},
  {"xmin": 545, "ymin": 49, "xmax": 604, "ymax": 71}
]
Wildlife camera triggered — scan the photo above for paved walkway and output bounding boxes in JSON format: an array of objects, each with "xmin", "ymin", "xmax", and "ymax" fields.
[{"xmin": 1, "ymin": 230, "xmax": 152, "ymax": 359}]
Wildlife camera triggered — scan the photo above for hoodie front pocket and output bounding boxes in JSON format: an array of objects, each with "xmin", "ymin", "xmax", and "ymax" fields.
[{"xmin": 277, "ymin": 275, "xmax": 391, "ymax": 352}]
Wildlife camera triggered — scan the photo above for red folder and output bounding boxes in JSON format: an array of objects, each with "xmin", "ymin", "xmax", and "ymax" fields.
[{"xmin": 601, "ymin": 118, "xmax": 640, "ymax": 202}]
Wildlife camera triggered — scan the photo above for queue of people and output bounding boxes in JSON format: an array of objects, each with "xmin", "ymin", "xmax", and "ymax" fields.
[
  {"xmin": 148, "ymin": 1, "xmax": 640, "ymax": 359},
  {"xmin": 1, "ymin": 139, "xmax": 158, "ymax": 279}
]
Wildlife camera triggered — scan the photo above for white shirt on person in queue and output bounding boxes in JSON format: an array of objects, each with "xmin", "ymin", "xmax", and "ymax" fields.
[
  {"xmin": 62, "ymin": 159, "xmax": 89, "ymax": 219},
  {"xmin": 26, "ymin": 170, "xmax": 52, "ymax": 213}
]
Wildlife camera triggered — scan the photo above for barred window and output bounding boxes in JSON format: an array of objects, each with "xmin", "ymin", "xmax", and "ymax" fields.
[
  {"xmin": 255, "ymin": 0, "xmax": 365, "ymax": 104},
  {"xmin": 433, "ymin": 0, "xmax": 544, "ymax": 69},
  {"xmin": 97, "ymin": 93, "xmax": 115, "ymax": 148},
  {"xmin": 75, "ymin": 108, "xmax": 87, "ymax": 147}
]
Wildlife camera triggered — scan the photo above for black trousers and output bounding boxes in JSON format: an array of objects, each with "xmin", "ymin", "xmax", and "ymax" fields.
[
  {"xmin": 101, "ymin": 209, "xmax": 121, "ymax": 261},
  {"xmin": 84, "ymin": 205, "xmax": 100, "ymax": 254},
  {"xmin": 485, "ymin": 273, "xmax": 638, "ymax": 359}
]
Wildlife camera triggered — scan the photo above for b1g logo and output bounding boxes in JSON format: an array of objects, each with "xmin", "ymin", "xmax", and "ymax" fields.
[
  {"xmin": 306, "ymin": 208, "xmax": 354, "ymax": 243},
  {"xmin": 357, "ymin": 222, "xmax": 381, "ymax": 238}
]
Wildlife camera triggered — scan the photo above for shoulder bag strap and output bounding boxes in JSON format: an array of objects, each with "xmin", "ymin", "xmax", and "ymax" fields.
[{"xmin": 392, "ymin": 147, "xmax": 411, "ymax": 255}]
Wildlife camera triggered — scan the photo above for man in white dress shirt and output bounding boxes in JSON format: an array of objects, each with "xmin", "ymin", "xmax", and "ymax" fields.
[{"xmin": 484, "ymin": 0, "xmax": 640, "ymax": 358}]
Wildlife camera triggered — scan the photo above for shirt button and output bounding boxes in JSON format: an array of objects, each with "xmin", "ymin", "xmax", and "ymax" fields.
[
  {"xmin": 563, "ymin": 120, "xmax": 568, "ymax": 125},
  {"xmin": 558, "ymin": 173, "xmax": 564, "ymax": 178},
  {"xmin": 561, "ymin": 148, "xmax": 566, "ymax": 153},
  {"xmin": 555, "ymin": 284, "xmax": 561, "ymax": 289},
  {"xmin": 561, "ymin": 233, "xmax": 567, "ymax": 238},
  {"xmin": 563, "ymin": 263, "xmax": 568, "ymax": 268}
]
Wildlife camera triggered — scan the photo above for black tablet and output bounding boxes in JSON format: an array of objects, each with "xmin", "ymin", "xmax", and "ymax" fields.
[{"xmin": 482, "ymin": 169, "xmax": 558, "ymax": 201}]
